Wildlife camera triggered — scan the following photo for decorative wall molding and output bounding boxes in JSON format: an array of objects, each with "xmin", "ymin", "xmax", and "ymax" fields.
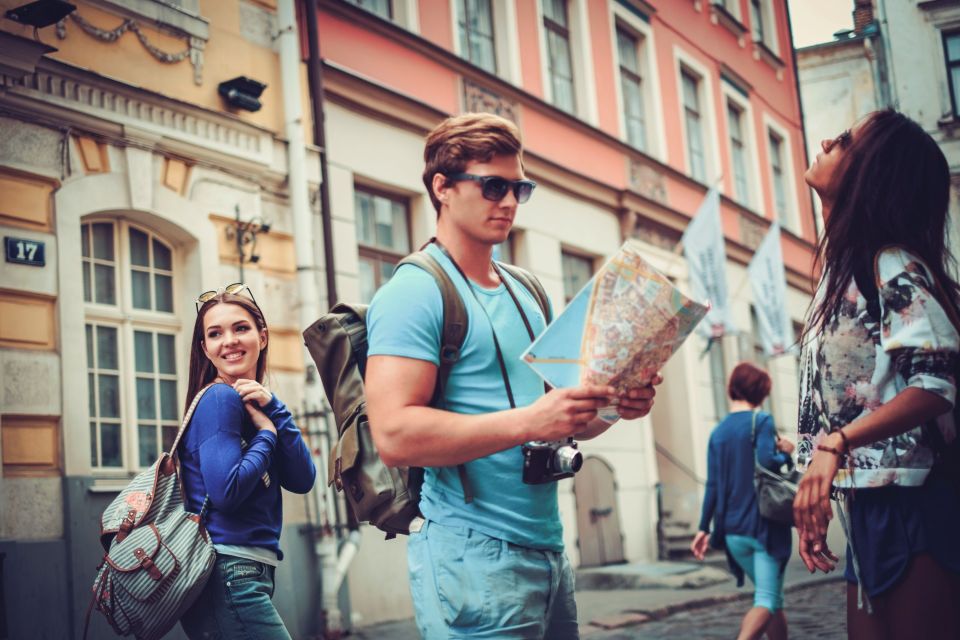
[
  {"xmin": 462, "ymin": 78, "xmax": 519, "ymax": 123},
  {"xmin": 239, "ymin": 0, "xmax": 279, "ymax": 51},
  {"xmin": 56, "ymin": 11, "xmax": 205, "ymax": 85},
  {"xmin": 0, "ymin": 61, "xmax": 275, "ymax": 169},
  {"xmin": 628, "ymin": 159, "xmax": 668, "ymax": 204},
  {"xmin": 737, "ymin": 212, "xmax": 767, "ymax": 250},
  {"xmin": 634, "ymin": 217, "xmax": 680, "ymax": 252},
  {"xmin": 89, "ymin": 0, "xmax": 208, "ymax": 40}
]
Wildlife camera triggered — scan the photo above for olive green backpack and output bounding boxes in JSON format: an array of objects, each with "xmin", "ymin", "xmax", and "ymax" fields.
[{"xmin": 303, "ymin": 249, "xmax": 550, "ymax": 538}]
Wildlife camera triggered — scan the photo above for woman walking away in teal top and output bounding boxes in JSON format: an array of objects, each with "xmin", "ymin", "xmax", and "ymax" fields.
[{"xmin": 692, "ymin": 362, "xmax": 795, "ymax": 640}]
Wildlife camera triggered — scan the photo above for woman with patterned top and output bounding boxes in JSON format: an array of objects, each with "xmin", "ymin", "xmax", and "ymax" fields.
[{"xmin": 794, "ymin": 109, "xmax": 960, "ymax": 639}]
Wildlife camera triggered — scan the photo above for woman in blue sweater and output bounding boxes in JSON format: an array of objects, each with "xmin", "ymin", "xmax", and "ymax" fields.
[
  {"xmin": 691, "ymin": 362, "xmax": 795, "ymax": 640},
  {"xmin": 178, "ymin": 284, "xmax": 316, "ymax": 640}
]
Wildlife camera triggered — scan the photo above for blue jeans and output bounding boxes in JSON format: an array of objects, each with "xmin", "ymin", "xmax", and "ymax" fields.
[
  {"xmin": 180, "ymin": 554, "xmax": 292, "ymax": 640},
  {"xmin": 408, "ymin": 519, "xmax": 578, "ymax": 639},
  {"xmin": 726, "ymin": 534, "xmax": 785, "ymax": 612}
]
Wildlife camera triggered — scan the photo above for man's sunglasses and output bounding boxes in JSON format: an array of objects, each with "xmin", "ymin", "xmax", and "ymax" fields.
[
  {"xmin": 195, "ymin": 282, "xmax": 262, "ymax": 315},
  {"xmin": 446, "ymin": 173, "xmax": 537, "ymax": 204}
]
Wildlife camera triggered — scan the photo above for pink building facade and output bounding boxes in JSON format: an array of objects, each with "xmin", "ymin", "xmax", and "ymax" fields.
[{"xmin": 304, "ymin": 0, "xmax": 816, "ymax": 627}]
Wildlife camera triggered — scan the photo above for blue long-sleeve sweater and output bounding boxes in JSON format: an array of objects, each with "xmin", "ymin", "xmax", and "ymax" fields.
[
  {"xmin": 698, "ymin": 410, "xmax": 792, "ymax": 584},
  {"xmin": 178, "ymin": 383, "xmax": 316, "ymax": 559}
]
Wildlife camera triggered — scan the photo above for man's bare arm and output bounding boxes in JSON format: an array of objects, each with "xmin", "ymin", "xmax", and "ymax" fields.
[{"xmin": 366, "ymin": 355, "xmax": 613, "ymax": 468}]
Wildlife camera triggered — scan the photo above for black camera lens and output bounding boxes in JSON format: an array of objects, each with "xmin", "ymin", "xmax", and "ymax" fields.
[{"xmin": 553, "ymin": 445, "xmax": 583, "ymax": 474}]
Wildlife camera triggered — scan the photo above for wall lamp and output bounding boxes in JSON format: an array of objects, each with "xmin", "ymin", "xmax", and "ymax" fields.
[
  {"xmin": 225, "ymin": 205, "xmax": 271, "ymax": 281},
  {"xmin": 5, "ymin": 0, "xmax": 76, "ymax": 29},
  {"xmin": 218, "ymin": 76, "xmax": 267, "ymax": 112}
]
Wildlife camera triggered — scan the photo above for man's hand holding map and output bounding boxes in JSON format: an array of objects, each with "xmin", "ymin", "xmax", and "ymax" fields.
[{"xmin": 521, "ymin": 239, "xmax": 708, "ymax": 404}]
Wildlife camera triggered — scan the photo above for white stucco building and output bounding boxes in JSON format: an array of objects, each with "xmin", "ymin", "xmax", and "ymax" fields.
[{"xmin": 797, "ymin": 0, "xmax": 960, "ymax": 244}]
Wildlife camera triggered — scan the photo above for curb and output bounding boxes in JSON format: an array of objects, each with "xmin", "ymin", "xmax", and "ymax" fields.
[
  {"xmin": 585, "ymin": 575, "xmax": 845, "ymax": 632},
  {"xmin": 576, "ymin": 565, "xmax": 731, "ymax": 591}
]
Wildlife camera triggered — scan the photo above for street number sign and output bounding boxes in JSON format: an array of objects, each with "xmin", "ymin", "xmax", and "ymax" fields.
[{"xmin": 4, "ymin": 237, "xmax": 45, "ymax": 267}]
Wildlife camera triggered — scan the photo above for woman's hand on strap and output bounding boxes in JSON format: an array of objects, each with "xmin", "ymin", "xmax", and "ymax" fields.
[
  {"xmin": 793, "ymin": 431, "xmax": 843, "ymax": 572},
  {"xmin": 776, "ymin": 436, "xmax": 796, "ymax": 455},
  {"xmin": 233, "ymin": 379, "xmax": 272, "ymax": 408}
]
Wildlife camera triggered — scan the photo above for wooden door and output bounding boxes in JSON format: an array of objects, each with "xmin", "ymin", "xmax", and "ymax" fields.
[{"xmin": 574, "ymin": 456, "xmax": 625, "ymax": 567}]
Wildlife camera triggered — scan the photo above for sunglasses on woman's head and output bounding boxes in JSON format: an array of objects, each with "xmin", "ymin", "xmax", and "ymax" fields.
[
  {"xmin": 445, "ymin": 173, "xmax": 537, "ymax": 204},
  {"xmin": 195, "ymin": 282, "xmax": 262, "ymax": 314}
]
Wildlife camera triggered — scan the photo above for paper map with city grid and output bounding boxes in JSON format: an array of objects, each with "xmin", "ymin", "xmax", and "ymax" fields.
[{"xmin": 521, "ymin": 240, "xmax": 708, "ymax": 415}]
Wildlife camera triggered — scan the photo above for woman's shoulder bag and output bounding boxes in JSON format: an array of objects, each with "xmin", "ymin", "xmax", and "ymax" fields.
[
  {"xmin": 83, "ymin": 384, "xmax": 216, "ymax": 640},
  {"xmin": 752, "ymin": 411, "xmax": 801, "ymax": 526}
]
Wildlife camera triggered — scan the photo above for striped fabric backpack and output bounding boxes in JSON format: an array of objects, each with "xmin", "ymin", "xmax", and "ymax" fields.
[{"xmin": 84, "ymin": 385, "xmax": 216, "ymax": 640}]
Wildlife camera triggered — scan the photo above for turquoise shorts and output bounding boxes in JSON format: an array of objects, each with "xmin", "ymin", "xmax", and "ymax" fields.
[
  {"xmin": 407, "ymin": 519, "xmax": 578, "ymax": 639},
  {"xmin": 726, "ymin": 534, "xmax": 786, "ymax": 612}
]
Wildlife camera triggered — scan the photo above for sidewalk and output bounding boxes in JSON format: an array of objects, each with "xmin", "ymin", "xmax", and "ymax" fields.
[{"xmin": 350, "ymin": 553, "xmax": 846, "ymax": 639}]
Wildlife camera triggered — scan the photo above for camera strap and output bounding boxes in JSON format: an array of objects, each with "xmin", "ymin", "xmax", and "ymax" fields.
[{"xmin": 433, "ymin": 240, "xmax": 536, "ymax": 410}]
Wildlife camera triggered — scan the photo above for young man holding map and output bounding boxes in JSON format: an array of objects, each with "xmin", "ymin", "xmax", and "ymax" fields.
[{"xmin": 364, "ymin": 112, "xmax": 661, "ymax": 638}]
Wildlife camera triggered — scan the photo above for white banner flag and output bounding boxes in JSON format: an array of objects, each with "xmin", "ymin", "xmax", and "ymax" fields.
[
  {"xmin": 747, "ymin": 222, "xmax": 794, "ymax": 356},
  {"xmin": 682, "ymin": 186, "xmax": 737, "ymax": 338}
]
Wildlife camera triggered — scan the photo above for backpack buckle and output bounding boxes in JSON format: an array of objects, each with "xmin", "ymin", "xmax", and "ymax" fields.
[
  {"xmin": 334, "ymin": 458, "xmax": 344, "ymax": 491},
  {"xmin": 439, "ymin": 345, "xmax": 460, "ymax": 364},
  {"xmin": 116, "ymin": 509, "xmax": 137, "ymax": 542},
  {"xmin": 133, "ymin": 548, "xmax": 163, "ymax": 581}
]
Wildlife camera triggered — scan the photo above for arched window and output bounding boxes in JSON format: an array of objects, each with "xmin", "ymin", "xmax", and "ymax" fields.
[{"xmin": 82, "ymin": 219, "xmax": 181, "ymax": 472}]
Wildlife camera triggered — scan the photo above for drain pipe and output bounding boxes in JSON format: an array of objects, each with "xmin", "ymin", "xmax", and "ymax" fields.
[
  {"xmin": 277, "ymin": 1, "xmax": 345, "ymax": 638},
  {"xmin": 303, "ymin": 0, "xmax": 338, "ymax": 308},
  {"xmin": 288, "ymin": 1, "xmax": 361, "ymax": 637}
]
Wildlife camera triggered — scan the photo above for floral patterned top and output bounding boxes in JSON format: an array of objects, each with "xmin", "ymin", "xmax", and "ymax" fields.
[{"xmin": 797, "ymin": 247, "xmax": 958, "ymax": 489}]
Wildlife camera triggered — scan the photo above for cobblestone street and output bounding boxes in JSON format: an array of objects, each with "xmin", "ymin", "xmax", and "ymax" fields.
[
  {"xmin": 583, "ymin": 580, "xmax": 846, "ymax": 639},
  {"xmin": 352, "ymin": 578, "xmax": 847, "ymax": 639}
]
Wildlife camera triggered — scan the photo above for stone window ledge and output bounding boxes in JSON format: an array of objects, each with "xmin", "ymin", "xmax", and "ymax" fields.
[
  {"xmin": 754, "ymin": 40, "xmax": 785, "ymax": 71},
  {"xmin": 710, "ymin": 2, "xmax": 748, "ymax": 40}
]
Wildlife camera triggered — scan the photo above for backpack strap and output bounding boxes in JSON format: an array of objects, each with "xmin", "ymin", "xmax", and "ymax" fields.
[
  {"xmin": 396, "ymin": 251, "xmax": 474, "ymax": 503},
  {"xmin": 168, "ymin": 383, "xmax": 216, "ymax": 456},
  {"xmin": 496, "ymin": 262, "xmax": 553, "ymax": 395},
  {"xmin": 397, "ymin": 252, "xmax": 469, "ymax": 405},
  {"xmin": 497, "ymin": 262, "xmax": 553, "ymax": 324}
]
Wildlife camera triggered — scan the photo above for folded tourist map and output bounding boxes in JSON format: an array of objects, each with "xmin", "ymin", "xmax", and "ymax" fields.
[{"xmin": 521, "ymin": 239, "xmax": 708, "ymax": 413}]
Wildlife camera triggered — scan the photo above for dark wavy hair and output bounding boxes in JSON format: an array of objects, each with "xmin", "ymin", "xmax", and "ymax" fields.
[
  {"xmin": 803, "ymin": 109, "xmax": 958, "ymax": 341},
  {"xmin": 183, "ymin": 293, "xmax": 269, "ymax": 415}
]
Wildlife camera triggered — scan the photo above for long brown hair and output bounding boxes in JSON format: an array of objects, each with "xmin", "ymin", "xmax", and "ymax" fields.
[
  {"xmin": 183, "ymin": 293, "xmax": 269, "ymax": 415},
  {"xmin": 803, "ymin": 109, "xmax": 958, "ymax": 342}
]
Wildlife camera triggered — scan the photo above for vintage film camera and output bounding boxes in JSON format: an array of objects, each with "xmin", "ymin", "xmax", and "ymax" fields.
[{"xmin": 522, "ymin": 438, "xmax": 583, "ymax": 484}]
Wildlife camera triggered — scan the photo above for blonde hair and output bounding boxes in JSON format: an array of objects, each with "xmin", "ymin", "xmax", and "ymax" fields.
[{"xmin": 422, "ymin": 112, "xmax": 523, "ymax": 215}]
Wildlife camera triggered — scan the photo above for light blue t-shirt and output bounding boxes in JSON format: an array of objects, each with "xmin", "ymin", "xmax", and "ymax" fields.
[{"xmin": 366, "ymin": 243, "xmax": 562, "ymax": 551}]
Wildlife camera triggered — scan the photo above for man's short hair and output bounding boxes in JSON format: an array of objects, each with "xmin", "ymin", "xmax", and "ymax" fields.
[
  {"xmin": 422, "ymin": 112, "xmax": 523, "ymax": 215},
  {"xmin": 727, "ymin": 361, "xmax": 772, "ymax": 406}
]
